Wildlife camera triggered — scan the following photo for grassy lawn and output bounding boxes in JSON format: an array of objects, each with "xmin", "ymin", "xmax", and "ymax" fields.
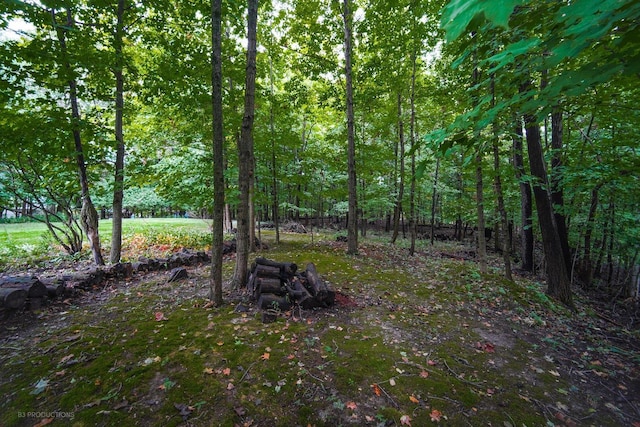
[{"xmin": 0, "ymin": 218, "xmax": 212, "ymax": 248}]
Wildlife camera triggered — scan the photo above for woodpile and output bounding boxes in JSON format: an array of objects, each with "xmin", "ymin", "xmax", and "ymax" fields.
[
  {"xmin": 0, "ymin": 249, "xmax": 210, "ymax": 315},
  {"xmin": 247, "ymin": 257, "xmax": 335, "ymax": 320}
]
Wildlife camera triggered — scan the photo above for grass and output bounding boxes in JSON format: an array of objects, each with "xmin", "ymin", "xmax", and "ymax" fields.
[
  {"xmin": 0, "ymin": 218, "xmax": 214, "ymax": 271},
  {"xmin": 0, "ymin": 229, "xmax": 638, "ymax": 426}
]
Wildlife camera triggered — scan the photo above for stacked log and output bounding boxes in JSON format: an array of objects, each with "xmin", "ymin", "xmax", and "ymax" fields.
[
  {"xmin": 248, "ymin": 258, "xmax": 335, "ymax": 316},
  {"xmin": 0, "ymin": 276, "xmax": 48, "ymax": 311}
]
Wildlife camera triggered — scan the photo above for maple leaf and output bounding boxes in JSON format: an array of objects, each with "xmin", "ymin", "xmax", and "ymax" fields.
[
  {"xmin": 346, "ymin": 401, "xmax": 357, "ymax": 410},
  {"xmin": 154, "ymin": 312, "xmax": 167, "ymax": 321},
  {"xmin": 400, "ymin": 414, "xmax": 412, "ymax": 426},
  {"xmin": 430, "ymin": 409, "xmax": 443, "ymax": 422},
  {"xmin": 260, "ymin": 352, "xmax": 270, "ymax": 360},
  {"xmin": 409, "ymin": 395, "xmax": 420, "ymax": 404},
  {"xmin": 222, "ymin": 367, "xmax": 231, "ymax": 375},
  {"xmin": 203, "ymin": 367, "xmax": 214, "ymax": 374},
  {"xmin": 371, "ymin": 383, "xmax": 382, "ymax": 396},
  {"xmin": 420, "ymin": 370, "xmax": 429, "ymax": 378}
]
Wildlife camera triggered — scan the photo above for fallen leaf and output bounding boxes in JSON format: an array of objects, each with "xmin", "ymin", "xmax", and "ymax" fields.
[
  {"xmin": 427, "ymin": 360, "xmax": 437, "ymax": 366},
  {"xmin": 261, "ymin": 352, "xmax": 270, "ymax": 360},
  {"xmin": 203, "ymin": 367, "xmax": 214, "ymax": 375},
  {"xmin": 155, "ymin": 312, "xmax": 167, "ymax": 321},
  {"xmin": 32, "ymin": 419, "xmax": 53, "ymax": 427},
  {"xmin": 389, "ymin": 378, "xmax": 396, "ymax": 386},
  {"xmin": 222, "ymin": 367, "xmax": 231, "ymax": 376},
  {"xmin": 400, "ymin": 414, "xmax": 412, "ymax": 426},
  {"xmin": 371, "ymin": 383, "xmax": 381, "ymax": 396},
  {"xmin": 409, "ymin": 395, "xmax": 419, "ymax": 404},
  {"xmin": 430, "ymin": 409, "xmax": 443, "ymax": 422},
  {"xmin": 227, "ymin": 382, "xmax": 235, "ymax": 390},
  {"xmin": 346, "ymin": 401, "xmax": 357, "ymax": 410},
  {"xmin": 420, "ymin": 370, "xmax": 429, "ymax": 378},
  {"xmin": 174, "ymin": 403, "xmax": 193, "ymax": 421}
]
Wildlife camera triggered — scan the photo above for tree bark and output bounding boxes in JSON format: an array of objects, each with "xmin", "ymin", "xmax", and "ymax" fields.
[
  {"xmin": 54, "ymin": 8, "xmax": 104, "ymax": 266},
  {"xmin": 408, "ymin": 49, "xmax": 417, "ymax": 256},
  {"xmin": 550, "ymin": 108, "xmax": 572, "ymax": 273},
  {"xmin": 210, "ymin": 0, "xmax": 224, "ymax": 304},
  {"xmin": 232, "ymin": 0, "xmax": 258, "ymax": 288},
  {"xmin": 391, "ymin": 93, "xmax": 405, "ymax": 245},
  {"xmin": 522, "ymin": 104, "xmax": 572, "ymax": 307},
  {"xmin": 110, "ymin": 0, "xmax": 126, "ymax": 264},
  {"xmin": 269, "ymin": 57, "xmax": 280, "ymax": 244},
  {"xmin": 341, "ymin": 0, "xmax": 358, "ymax": 255},
  {"xmin": 512, "ymin": 116, "xmax": 534, "ymax": 271},
  {"xmin": 491, "ymin": 77, "xmax": 512, "ymax": 279}
]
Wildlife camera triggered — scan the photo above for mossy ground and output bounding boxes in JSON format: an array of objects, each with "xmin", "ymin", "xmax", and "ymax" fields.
[{"xmin": 1, "ymin": 231, "xmax": 638, "ymax": 426}]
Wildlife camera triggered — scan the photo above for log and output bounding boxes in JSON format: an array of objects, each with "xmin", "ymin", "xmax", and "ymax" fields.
[
  {"xmin": 285, "ymin": 277, "xmax": 314, "ymax": 309},
  {"xmin": 168, "ymin": 267, "xmax": 188, "ymax": 283},
  {"xmin": 257, "ymin": 278, "xmax": 285, "ymax": 296},
  {"xmin": 0, "ymin": 288, "xmax": 27, "ymax": 309},
  {"xmin": 305, "ymin": 263, "xmax": 335, "ymax": 306},
  {"xmin": 257, "ymin": 293, "xmax": 291, "ymax": 311},
  {"xmin": 253, "ymin": 264, "xmax": 282, "ymax": 280},
  {"xmin": 255, "ymin": 257, "xmax": 297, "ymax": 278},
  {"xmin": 40, "ymin": 278, "xmax": 66, "ymax": 298},
  {"xmin": 0, "ymin": 276, "xmax": 47, "ymax": 298}
]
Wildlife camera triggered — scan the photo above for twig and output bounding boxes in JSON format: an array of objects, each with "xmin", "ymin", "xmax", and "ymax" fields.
[
  {"xmin": 302, "ymin": 368, "xmax": 325, "ymax": 383},
  {"xmin": 376, "ymin": 383, "xmax": 399, "ymax": 408},
  {"xmin": 443, "ymin": 359, "xmax": 484, "ymax": 388},
  {"xmin": 239, "ymin": 361, "xmax": 257, "ymax": 383}
]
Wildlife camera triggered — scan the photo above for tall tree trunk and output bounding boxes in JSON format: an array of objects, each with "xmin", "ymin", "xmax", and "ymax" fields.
[
  {"xmin": 269, "ymin": 57, "xmax": 280, "ymax": 244},
  {"xmin": 110, "ymin": 0, "xmax": 126, "ymax": 264},
  {"xmin": 430, "ymin": 157, "xmax": 440, "ymax": 246},
  {"xmin": 210, "ymin": 0, "xmax": 224, "ymax": 304},
  {"xmin": 550, "ymin": 108, "xmax": 571, "ymax": 273},
  {"xmin": 391, "ymin": 93, "xmax": 405, "ymax": 244},
  {"xmin": 341, "ymin": 0, "xmax": 358, "ymax": 255},
  {"xmin": 491, "ymin": 77, "xmax": 512, "ymax": 279},
  {"xmin": 472, "ymin": 64, "xmax": 487, "ymax": 274},
  {"xmin": 475, "ymin": 150, "xmax": 488, "ymax": 274},
  {"xmin": 522, "ymin": 99, "xmax": 572, "ymax": 307},
  {"xmin": 512, "ymin": 116, "xmax": 534, "ymax": 271},
  {"xmin": 582, "ymin": 184, "xmax": 602, "ymax": 286},
  {"xmin": 408, "ymin": 49, "xmax": 417, "ymax": 256},
  {"xmin": 53, "ymin": 8, "xmax": 104, "ymax": 266},
  {"xmin": 233, "ymin": 0, "xmax": 258, "ymax": 288}
]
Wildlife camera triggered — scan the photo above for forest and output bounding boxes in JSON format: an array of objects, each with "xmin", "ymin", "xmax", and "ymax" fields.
[{"xmin": 2, "ymin": 0, "xmax": 638, "ymax": 306}]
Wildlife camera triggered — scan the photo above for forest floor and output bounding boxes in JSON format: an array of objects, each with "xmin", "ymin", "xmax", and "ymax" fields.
[{"xmin": 0, "ymin": 232, "xmax": 639, "ymax": 427}]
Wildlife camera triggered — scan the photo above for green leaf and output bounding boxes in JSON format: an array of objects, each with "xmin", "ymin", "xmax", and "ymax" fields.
[{"xmin": 441, "ymin": 0, "xmax": 523, "ymax": 42}]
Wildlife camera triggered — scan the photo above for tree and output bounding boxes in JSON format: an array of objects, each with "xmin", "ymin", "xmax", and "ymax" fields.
[
  {"xmin": 340, "ymin": 0, "xmax": 358, "ymax": 255},
  {"xmin": 233, "ymin": 0, "xmax": 258, "ymax": 288},
  {"xmin": 53, "ymin": 7, "xmax": 104, "ymax": 266},
  {"xmin": 210, "ymin": 0, "xmax": 224, "ymax": 304},
  {"xmin": 110, "ymin": 0, "xmax": 127, "ymax": 264}
]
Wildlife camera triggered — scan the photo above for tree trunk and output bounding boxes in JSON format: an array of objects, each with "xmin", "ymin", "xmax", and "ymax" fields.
[
  {"xmin": 210, "ymin": 0, "xmax": 224, "ymax": 304},
  {"xmin": 522, "ymin": 104, "xmax": 572, "ymax": 307},
  {"xmin": 54, "ymin": 8, "xmax": 104, "ymax": 266},
  {"xmin": 408, "ymin": 49, "xmax": 417, "ymax": 256},
  {"xmin": 341, "ymin": 0, "xmax": 358, "ymax": 255},
  {"xmin": 512, "ymin": 116, "xmax": 534, "ymax": 272},
  {"xmin": 550, "ymin": 108, "xmax": 572, "ymax": 273},
  {"xmin": 391, "ymin": 93, "xmax": 405, "ymax": 244},
  {"xmin": 110, "ymin": 0, "xmax": 126, "ymax": 264},
  {"xmin": 475, "ymin": 150, "xmax": 488, "ymax": 274},
  {"xmin": 491, "ymin": 77, "xmax": 512, "ymax": 279},
  {"xmin": 233, "ymin": 0, "xmax": 258, "ymax": 288},
  {"xmin": 430, "ymin": 157, "xmax": 440, "ymax": 246},
  {"xmin": 269, "ymin": 57, "xmax": 280, "ymax": 244}
]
